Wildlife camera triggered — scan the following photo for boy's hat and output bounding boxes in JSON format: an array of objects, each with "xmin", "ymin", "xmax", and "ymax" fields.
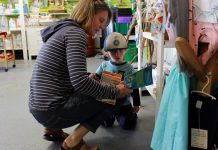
[{"xmin": 103, "ymin": 32, "xmax": 128, "ymax": 51}]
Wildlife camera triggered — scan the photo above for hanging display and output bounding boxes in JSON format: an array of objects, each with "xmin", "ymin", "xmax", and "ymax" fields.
[{"xmin": 151, "ymin": 65, "xmax": 190, "ymax": 150}]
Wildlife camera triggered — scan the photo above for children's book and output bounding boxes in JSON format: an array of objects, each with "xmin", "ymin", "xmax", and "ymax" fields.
[
  {"xmin": 98, "ymin": 66, "xmax": 153, "ymax": 104},
  {"xmin": 98, "ymin": 71, "xmax": 122, "ymax": 105},
  {"xmin": 124, "ymin": 66, "xmax": 153, "ymax": 89}
]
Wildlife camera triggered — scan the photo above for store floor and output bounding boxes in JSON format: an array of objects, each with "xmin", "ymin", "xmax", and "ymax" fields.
[{"xmin": 0, "ymin": 56, "xmax": 156, "ymax": 150}]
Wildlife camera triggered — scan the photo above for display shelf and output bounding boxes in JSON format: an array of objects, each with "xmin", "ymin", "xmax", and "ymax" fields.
[
  {"xmin": 143, "ymin": 32, "xmax": 175, "ymax": 48},
  {"xmin": 140, "ymin": 31, "xmax": 164, "ymax": 102},
  {"xmin": 18, "ymin": 1, "xmax": 28, "ymax": 60},
  {"xmin": 0, "ymin": 13, "xmax": 29, "ymax": 16},
  {"xmin": 131, "ymin": 62, "xmax": 138, "ymax": 69},
  {"xmin": 0, "ymin": 48, "xmax": 22, "ymax": 50},
  {"xmin": 142, "ymin": 32, "xmax": 158, "ymax": 41},
  {"xmin": 38, "ymin": 20, "xmax": 54, "ymax": 26},
  {"xmin": 0, "ymin": 1, "xmax": 29, "ymax": 60},
  {"xmin": 49, "ymin": 13, "xmax": 70, "ymax": 16},
  {"xmin": 14, "ymin": 48, "xmax": 22, "ymax": 50},
  {"xmin": 0, "ymin": 13, "xmax": 28, "ymax": 59},
  {"xmin": 145, "ymin": 84, "xmax": 157, "ymax": 100},
  {"xmin": 0, "ymin": 13, "xmax": 19, "ymax": 17},
  {"xmin": 136, "ymin": 0, "xmax": 166, "ymax": 117},
  {"xmin": 141, "ymin": 32, "xmax": 175, "ymax": 102},
  {"xmin": 10, "ymin": 29, "xmax": 21, "ymax": 32},
  {"xmin": 125, "ymin": 35, "xmax": 135, "ymax": 41}
]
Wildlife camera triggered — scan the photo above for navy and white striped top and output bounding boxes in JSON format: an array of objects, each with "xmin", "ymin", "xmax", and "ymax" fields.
[{"xmin": 29, "ymin": 20, "xmax": 119, "ymax": 111}]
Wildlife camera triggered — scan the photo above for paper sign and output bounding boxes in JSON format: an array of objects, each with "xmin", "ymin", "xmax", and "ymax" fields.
[{"xmin": 191, "ymin": 128, "xmax": 208, "ymax": 149}]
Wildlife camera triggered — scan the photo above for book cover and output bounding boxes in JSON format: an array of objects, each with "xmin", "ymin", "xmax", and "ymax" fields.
[
  {"xmin": 124, "ymin": 66, "xmax": 153, "ymax": 89},
  {"xmin": 98, "ymin": 71, "xmax": 122, "ymax": 105}
]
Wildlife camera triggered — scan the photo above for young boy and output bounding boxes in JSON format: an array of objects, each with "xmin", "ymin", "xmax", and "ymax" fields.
[{"xmin": 91, "ymin": 32, "xmax": 141, "ymax": 130}]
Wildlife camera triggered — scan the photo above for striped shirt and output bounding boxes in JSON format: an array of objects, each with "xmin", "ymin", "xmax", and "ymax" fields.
[{"xmin": 29, "ymin": 21, "xmax": 119, "ymax": 111}]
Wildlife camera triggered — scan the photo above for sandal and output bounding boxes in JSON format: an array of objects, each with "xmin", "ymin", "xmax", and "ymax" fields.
[
  {"xmin": 43, "ymin": 129, "xmax": 69, "ymax": 142},
  {"xmin": 60, "ymin": 140, "xmax": 100, "ymax": 150}
]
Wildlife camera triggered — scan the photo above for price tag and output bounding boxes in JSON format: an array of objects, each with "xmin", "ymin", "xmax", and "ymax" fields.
[
  {"xmin": 191, "ymin": 128, "xmax": 208, "ymax": 149},
  {"xmin": 196, "ymin": 100, "xmax": 203, "ymax": 109}
]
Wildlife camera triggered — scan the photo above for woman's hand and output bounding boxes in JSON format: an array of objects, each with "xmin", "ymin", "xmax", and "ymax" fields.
[
  {"xmin": 116, "ymin": 83, "xmax": 133, "ymax": 98},
  {"xmin": 89, "ymin": 73, "xmax": 100, "ymax": 81}
]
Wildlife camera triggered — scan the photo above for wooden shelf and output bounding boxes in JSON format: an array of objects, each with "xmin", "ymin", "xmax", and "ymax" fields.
[
  {"xmin": 49, "ymin": 13, "xmax": 70, "ymax": 16},
  {"xmin": 0, "ymin": 48, "xmax": 22, "ymax": 50}
]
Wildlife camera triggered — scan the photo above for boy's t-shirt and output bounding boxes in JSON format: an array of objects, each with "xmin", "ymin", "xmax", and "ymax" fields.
[
  {"xmin": 96, "ymin": 61, "xmax": 135, "ymax": 80},
  {"xmin": 96, "ymin": 61, "xmax": 140, "ymax": 106}
]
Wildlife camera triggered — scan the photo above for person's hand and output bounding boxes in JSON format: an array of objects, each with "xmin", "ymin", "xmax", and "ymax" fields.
[
  {"xmin": 116, "ymin": 83, "xmax": 133, "ymax": 98},
  {"xmin": 133, "ymin": 106, "xmax": 140, "ymax": 113},
  {"xmin": 89, "ymin": 73, "xmax": 100, "ymax": 81}
]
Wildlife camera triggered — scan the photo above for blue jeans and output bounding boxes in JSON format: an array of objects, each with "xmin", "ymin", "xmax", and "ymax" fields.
[{"xmin": 30, "ymin": 92, "xmax": 123, "ymax": 133}]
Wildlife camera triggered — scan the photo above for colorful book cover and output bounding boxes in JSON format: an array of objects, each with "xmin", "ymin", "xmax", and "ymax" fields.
[
  {"xmin": 98, "ymin": 71, "xmax": 122, "ymax": 105},
  {"xmin": 124, "ymin": 66, "xmax": 153, "ymax": 89}
]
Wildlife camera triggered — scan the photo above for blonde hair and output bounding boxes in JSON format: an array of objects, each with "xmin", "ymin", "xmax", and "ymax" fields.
[{"xmin": 71, "ymin": 0, "xmax": 112, "ymax": 33}]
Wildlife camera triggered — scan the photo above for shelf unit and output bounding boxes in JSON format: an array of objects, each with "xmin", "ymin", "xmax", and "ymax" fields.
[
  {"xmin": 141, "ymin": 35, "xmax": 175, "ymax": 101},
  {"xmin": 136, "ymin": 0, "xmax": 165, "ymax": 115},
  {"xmin": 0, "ymin": 2, "xmax": 28, "ymax": 60},
  {"xmin": 0, "ymin": 13, "xmax": 27, "ymax": 58},
  {"xmin": 0, "ymin": 14, "xmax": 21, "ymax": 49},
  {"xmin": 19, "ymin": 0, "xmax": 28, "ymax": 60},
  {"xmin": 143, "ymin": 32, "xmax": 164, "ymax": 102}
]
